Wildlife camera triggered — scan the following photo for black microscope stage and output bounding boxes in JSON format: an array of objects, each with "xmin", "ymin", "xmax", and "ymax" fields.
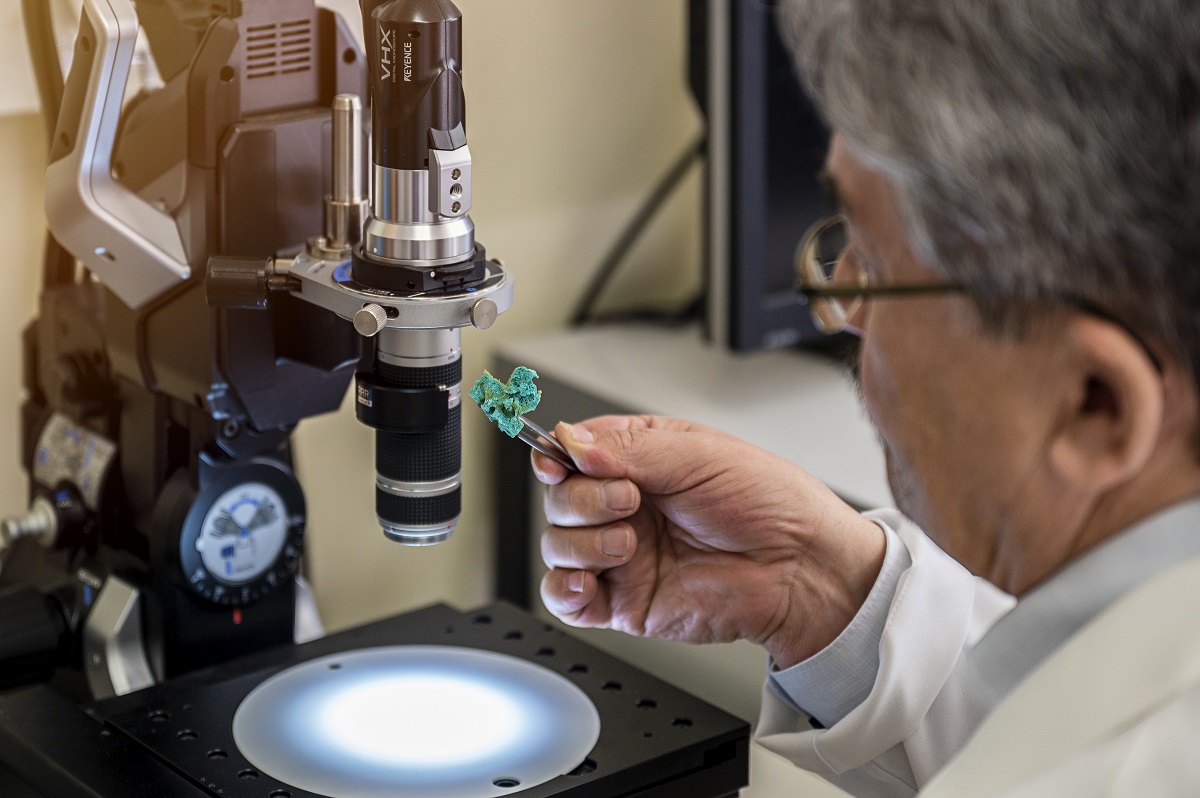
[{"xmin": 0, "ymin": 602, "xmax": 749, "ymax": 798}]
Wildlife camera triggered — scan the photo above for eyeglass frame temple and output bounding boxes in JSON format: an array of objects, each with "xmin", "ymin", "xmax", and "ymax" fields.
[{"xmin": 792, "ymin": 216, "xmax": 1162, "ymax": 371}]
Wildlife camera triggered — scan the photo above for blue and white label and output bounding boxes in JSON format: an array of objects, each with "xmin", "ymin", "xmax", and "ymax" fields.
[
  {"xmin": 33, "ymin": 414, "xmax": 116, "ymax": 510},
  {"xmin": 196, "ymin": 482, "xmax": 289, "ymax": 586}
]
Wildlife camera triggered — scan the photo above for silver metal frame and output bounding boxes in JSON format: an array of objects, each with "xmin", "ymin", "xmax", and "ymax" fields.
[
  {"xmin": 44, "ymin": 0, "xmax": 191, "ymax": 309},
  {"xmin": 285, "ymin": 250, "xmax": 514, "ymax": 331},
  {"xmin": 83, "ymin": 576, "xmax": 156, "ymax": 699},
  {"xmin": 429, "ymin": 145, "xmax": 472, "ymax": 217}
]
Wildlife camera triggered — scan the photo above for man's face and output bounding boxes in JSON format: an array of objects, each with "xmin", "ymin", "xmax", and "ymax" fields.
[{"xmin": 826, "ymin": 137, "xmax": 1074, "ymax": 587}]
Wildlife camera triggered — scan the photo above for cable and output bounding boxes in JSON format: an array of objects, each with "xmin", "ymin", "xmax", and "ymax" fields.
[{"xmin": 569, "ymin": 135, "xmax": 707, "ymax": 327}]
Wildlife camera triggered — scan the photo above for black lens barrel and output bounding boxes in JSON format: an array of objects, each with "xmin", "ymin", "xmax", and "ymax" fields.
[{"xmin": 358, "ymin": 357, "xmax": 461, "ymax": 544}]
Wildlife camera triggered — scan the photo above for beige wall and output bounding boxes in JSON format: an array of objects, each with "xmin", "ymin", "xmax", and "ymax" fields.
[
  {"xmin": 0, "ymin": 1, "xmax": 702, "ymax": 632},
  {"xmin": 0, "ymin": 113, "xmax": 49, "ymax": 523}
]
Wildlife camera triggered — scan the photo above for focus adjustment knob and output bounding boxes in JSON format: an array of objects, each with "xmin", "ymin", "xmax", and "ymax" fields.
[
  {"xmin": 206, "ymin": 256, "xmax": 272, "ymax": 310},
  {"xmin": 353, "ymin": 304, "xmax": 389, "ymax": 337},
  {"xmin": 470, "ymin": 298, "xmax": 497, "ymax": 330}
]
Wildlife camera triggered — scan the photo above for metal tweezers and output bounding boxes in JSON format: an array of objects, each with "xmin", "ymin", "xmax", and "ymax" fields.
[{"xmin": 516, "ymin": 416, "xmax": 578, "ymax": 472}]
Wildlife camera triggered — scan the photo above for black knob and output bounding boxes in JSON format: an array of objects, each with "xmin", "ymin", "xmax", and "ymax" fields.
[
  {"xmin": 205, "ymin": 256, "xmax": 274, "ymax": 310},
  {"xmin": 49, "ymin": 486, "xmax": 88, "ymax": 545}
]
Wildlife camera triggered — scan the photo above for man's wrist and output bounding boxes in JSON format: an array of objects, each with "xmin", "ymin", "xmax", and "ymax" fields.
[
  {"xmin": 766, "ymin": 513, "xmax": 888, "ymax": 669},
  {"xmin": 768, "ymin": 523, "xmax": 912, "ymax": 728}
]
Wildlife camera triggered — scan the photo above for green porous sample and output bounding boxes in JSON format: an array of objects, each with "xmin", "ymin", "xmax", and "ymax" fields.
[{"xmin": 469, "ymin": 366, "xmax": 542, "ymax": 437}]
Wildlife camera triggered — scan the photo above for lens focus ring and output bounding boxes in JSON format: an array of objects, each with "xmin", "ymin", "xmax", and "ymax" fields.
[{"xmin": 372, "ymin": 359, "xmax": 461, "ymax": 544}]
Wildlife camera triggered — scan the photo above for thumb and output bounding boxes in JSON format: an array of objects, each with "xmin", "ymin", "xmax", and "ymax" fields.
[{"xmin": 556, "ymin": 417, "xmax": 735, "ymax": 496}]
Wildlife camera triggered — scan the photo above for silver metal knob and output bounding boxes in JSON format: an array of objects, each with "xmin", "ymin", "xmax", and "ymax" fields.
[
  {"xmin": 0, "ymin": 496, "xmax": 58, "ymax": 549},
  {"xmin": 353, "ymin": 304, "xmax": 389, "ymax": 337},
  {"xmin": 470, "ymin": 298, "xmax": 498, "ymax": 330}
]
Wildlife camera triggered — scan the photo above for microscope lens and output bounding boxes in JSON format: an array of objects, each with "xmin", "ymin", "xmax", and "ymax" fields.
[
  {"xmin": 365, "ymin": 329, "xmax": 463, "ymax": 545},
  {"xmin": 374, "ymin": 360, "xmax": 462, "ymax": 545}
]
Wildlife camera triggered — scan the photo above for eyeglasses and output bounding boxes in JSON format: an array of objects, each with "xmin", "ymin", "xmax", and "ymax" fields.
[
  {"xmin": 794, "ymin": 214, "xmax": 1163, "ymax": 371},
  {"xmin": 794, "ymin": 214, "xmax": 966, "ymax": 334}
]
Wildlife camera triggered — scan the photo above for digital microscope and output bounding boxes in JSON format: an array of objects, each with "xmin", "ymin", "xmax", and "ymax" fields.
[{"xmin": 0, "ymin": 1, "xmax": 749, "ymax": 795}]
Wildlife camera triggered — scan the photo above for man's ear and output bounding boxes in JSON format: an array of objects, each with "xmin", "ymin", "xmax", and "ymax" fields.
[{"xmin": 1047, "ymin": 316, "xmax": 1163, "ymax": 491}]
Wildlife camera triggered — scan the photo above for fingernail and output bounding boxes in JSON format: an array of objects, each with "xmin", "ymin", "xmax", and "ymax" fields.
[
  {"xmin": 567, "ymin": 571, "xmax": 586, "ymax": 593},
  {"xmin": 601, "ymin": 526, "xmax": 631, "ymax": 558},
  {"xmin": 564, "ymin": 423, "xmax": 594, "ymax": 444},
  {"xmin": 603, "ymin": 480, "xmax": 636, "ymax": 512}
]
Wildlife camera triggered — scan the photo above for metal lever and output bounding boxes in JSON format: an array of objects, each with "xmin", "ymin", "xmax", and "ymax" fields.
[{"xmin": 44, "ymin": 0, "xmax": 190, "ymax": 309}]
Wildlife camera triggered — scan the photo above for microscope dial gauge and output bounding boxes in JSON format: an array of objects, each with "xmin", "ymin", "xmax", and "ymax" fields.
[
  {"xmin": 198, "ymin": 483, "xmax": 287, "ymax": 586},
  {"xmin": 178, "ymin": 463, "xmax": 305, "ymax": 607}
]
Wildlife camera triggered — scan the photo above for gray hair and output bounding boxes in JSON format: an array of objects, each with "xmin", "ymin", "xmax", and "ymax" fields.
[{"xmin": 780, "ymin": 0, "xmax": 1200, "ymax": 377}]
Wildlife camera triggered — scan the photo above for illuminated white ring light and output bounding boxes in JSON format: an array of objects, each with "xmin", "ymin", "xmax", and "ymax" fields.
[{"xmin": 233, "ymin": 646, "xmax": 600, "ymax": 798}]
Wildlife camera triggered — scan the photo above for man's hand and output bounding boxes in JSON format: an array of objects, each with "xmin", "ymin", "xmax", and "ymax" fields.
[{"xmin": 535, "ymin": 415, "xmax": 886, "ymax": 668}]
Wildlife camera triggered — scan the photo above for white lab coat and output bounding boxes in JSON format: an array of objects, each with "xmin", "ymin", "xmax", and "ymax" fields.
[{"xmin": 756, "ymin": 515, "xmax": 1200, "ymax": 797}]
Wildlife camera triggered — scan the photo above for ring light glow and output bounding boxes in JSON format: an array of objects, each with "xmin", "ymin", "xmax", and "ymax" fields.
[{"xmin": 232, "ymin": 646, "xmax": 600, "ymax": 798}]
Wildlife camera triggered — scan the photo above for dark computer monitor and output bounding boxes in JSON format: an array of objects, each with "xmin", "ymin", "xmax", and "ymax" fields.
[{"xmin": 690, "ymin": 0, "xmax": 834, "ymax": 351}]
